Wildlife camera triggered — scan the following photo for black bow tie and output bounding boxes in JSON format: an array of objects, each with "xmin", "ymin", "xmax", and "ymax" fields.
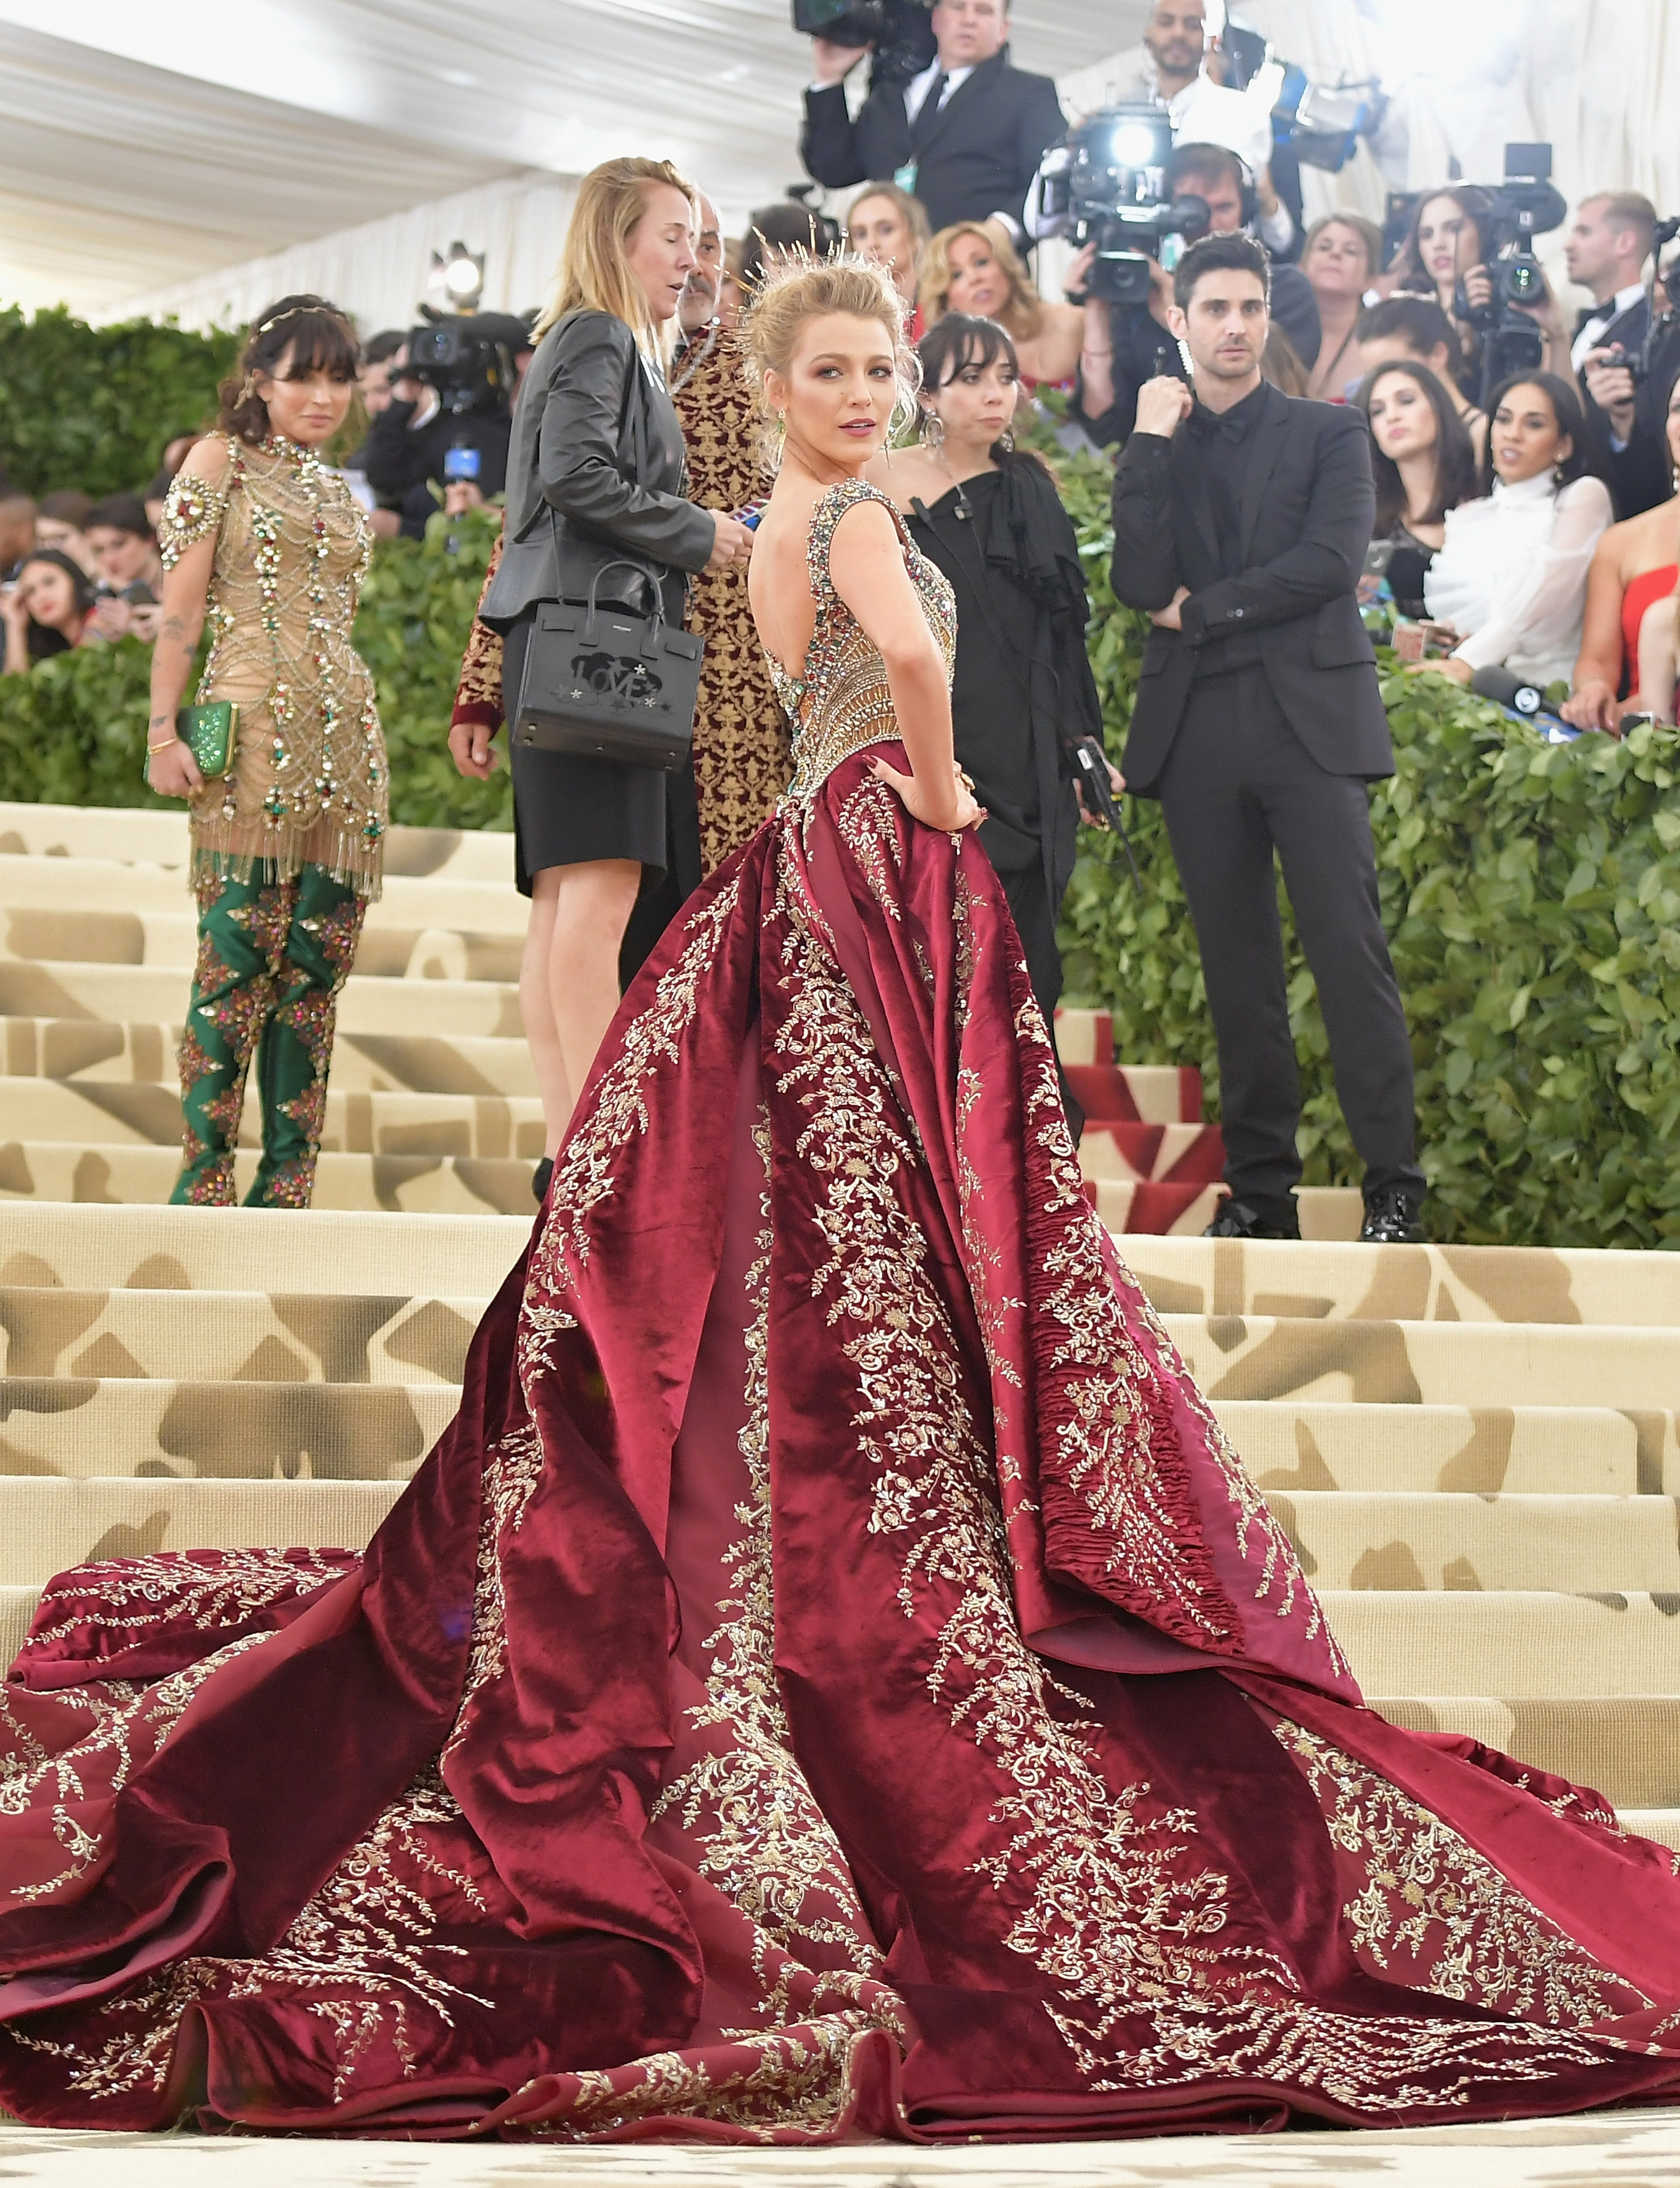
[
  {"xmin": 1575, "ymin": 305, "xmax": 1604, "ymax": 335},
  {"xmin": 1188, "ymin": 406, "xmax": 1248, "ymax": 446}
]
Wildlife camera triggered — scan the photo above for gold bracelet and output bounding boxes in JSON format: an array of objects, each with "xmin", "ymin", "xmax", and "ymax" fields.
[{"xmin": 147, "ymin": 737, "xmax": 179, "ymax": 753}]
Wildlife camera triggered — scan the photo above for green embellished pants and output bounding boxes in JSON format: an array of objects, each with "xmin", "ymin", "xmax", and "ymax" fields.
[{"xmin": 172, "ymin": 862, "xmax": 367, "ymax": 1209}]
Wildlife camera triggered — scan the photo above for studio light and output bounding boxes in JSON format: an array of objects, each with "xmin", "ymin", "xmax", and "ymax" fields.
[{"xmin": 430, "ymin": 241, "xmax": 485, "ymax": 314}]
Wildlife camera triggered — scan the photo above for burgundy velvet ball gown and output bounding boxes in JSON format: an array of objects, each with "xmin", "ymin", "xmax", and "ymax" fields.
[{"xmin": 4, "ymin": 480, "xmax": 1680, "ymax": 2142}]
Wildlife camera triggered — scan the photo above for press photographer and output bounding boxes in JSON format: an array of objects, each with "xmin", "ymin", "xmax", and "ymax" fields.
[
  {"xmin": 1040, "ymin": 114, "xmax": 1321, "ymax": 446},
  {"xmin": 797, "ymin": 0, "xmax": 1065, "ymax": 239},
  {"xmin": 1572, "ymin": 195, "xmax": 1680, "ymax": 520},
  {"xmin": 361, "ymin": 310, "xmax": 529, "ymax": 539}
]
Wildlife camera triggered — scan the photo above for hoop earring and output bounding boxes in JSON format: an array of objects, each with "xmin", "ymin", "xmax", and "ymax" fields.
[{"xmin": 919, "ymin": 409, "xmax": 944, "ymax": 451}]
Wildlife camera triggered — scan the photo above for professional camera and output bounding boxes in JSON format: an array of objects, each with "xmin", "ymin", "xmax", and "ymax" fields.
[
  {"xmin": 1457, "ymin": 145, "xmax": 1568, "ymax": 403},
  {"xmin": 404, "ymin": 309, "xmax": 529, "ymax": 419},
  {"xmin": 1605, "ymin": 217, "xmax": 1680, "ymax": 384},
  {"xmin": 791, "ymin": 0, "xmax": 935, "ymax": 91},
  {"xmin": 1036, "ymin": 106, "xmax": 1211, "ymax": 306},
  {"xmin": 1219, "ymin": 13, "xmax": 1384, "ymax": 173}
]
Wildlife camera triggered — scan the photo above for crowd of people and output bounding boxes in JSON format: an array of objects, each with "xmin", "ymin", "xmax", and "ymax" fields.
[{"xmin": 20, "ymin": 156, "xmax": 1680, "ymax": 2155}]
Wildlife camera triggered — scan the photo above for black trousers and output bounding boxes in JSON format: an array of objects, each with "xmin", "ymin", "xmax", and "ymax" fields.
[{"xmin": 1156, "ymin": 666, "xmax": 1423, "ymax": 1212}]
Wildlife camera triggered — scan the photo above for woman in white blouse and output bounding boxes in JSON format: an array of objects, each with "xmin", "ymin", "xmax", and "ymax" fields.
[{"xmin": 1413, "ymin": 373, "xmax": 1612, "ymax": 692}]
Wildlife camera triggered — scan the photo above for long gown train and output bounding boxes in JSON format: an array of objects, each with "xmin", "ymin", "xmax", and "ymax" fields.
[{"xmin": 4, "ymin": 481, "xmax": 1680, "ymax": 2140}]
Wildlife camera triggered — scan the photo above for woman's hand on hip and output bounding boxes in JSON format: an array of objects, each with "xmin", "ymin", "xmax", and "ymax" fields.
[
  {"xmin": 146, "ymin": 738, "xmax": 202, "ymax": 799},
  {"xmin": 448, "ymin": 718, "xmax": 499, "ymax": 780},
  {"xmin": 870, "ymin": 755, "xmax": 985, "ymax": 833},
  {"xmin": 704, "ymin": 511, "xmax": 754, "ymax": 575}
]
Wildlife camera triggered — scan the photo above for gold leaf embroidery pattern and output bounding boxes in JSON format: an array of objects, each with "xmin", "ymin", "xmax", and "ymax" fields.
[
  {"xmin": 768, "ymin": 858, "xmax": 1626, "ymax": 2112},
  {"xmin": 1266, "ymin": 1714, "xmax": 1651, "ymax": 2027},
  {"xmin": 521, "ymin": 875, "xmax": 741, "ymax": 1389},
  {"xmin": 443, "ymin": 1420, "xmax": 545, "ymax": 1761},
  {"xmin": 653, "ymin": 1111, "xmax": 894, "ymax": 2027}
]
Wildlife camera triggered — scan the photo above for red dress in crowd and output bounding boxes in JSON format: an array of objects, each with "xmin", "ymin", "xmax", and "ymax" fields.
[{"xmin": 4, "ymin": 481, "xmax": 1680, "ymax": 2140}]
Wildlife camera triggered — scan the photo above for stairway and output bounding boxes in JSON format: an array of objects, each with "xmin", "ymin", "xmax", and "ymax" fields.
[{"xmin": 1, "ymin": 802, "xmax": 1676, "ymax": 1858}]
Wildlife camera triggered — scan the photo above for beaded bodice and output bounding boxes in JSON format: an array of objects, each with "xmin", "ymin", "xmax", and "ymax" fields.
[
  {"xmin": 160, "ymin": 433, "xmax": 386, "ymax": 895},
  {"xmin": 768, "ymin": 478, "xmax": 956, "ymax": 801}
]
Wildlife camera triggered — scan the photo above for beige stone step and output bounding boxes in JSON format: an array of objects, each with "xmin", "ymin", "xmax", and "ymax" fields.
[
  {"xmin": 1273, "ymin": 1491, "xmax": 1680, "ymax": 1594},
  {"xmin": 0, "ymin": 853, "xmax": 525, "ymax": 934},
  {"xmin": 1221, "ymin": 1401, "xmax": 1656, "ymax": 1496},
  {"xmin": 0, "ymin": 1079, "xmax": 547, "ymax": 1159},
  {"xmin": 0, "ymin": 1143, "xmax": 541, "ymax": 1213},
  {"xmin": 1, "ymin": 906, "xmax": 523, "ymax": 982},
  {"xmin": 1618, "ymin": 1809, "xmax": 1680, "ymax": 1851},
  {"xmin": 1, "ymin": 1017, "xmax": 538, "ymax": 1095},
  {"xmin": 1321, "ymin": 1590, "xmax": 1680, "ymax": 1699},
  {"xmin": 1120, "ymin": 1234, "xmax": 1680, "ymax": 1330},
  {"xmin": 0, "ymin": 1477, "xmax": 404, "ymax": 1584},
  {"xmin": 1371, "ymin": 1696, "xmax": 1680, "ymax": 1811},
  {"xmin": 1094, "ymin": 1181, "xmax": 1363, "ymax": 1242},
  {"xmin": 0, "ymin": 1378, "xmax": 457, "ymax": 1480},
  {"xmin": 0, "ymin": 1288, "xmax": 485, "ymax": 1385},
  {"xmin": 0, "ymin": 962, "xmax": 524, "ymax": 1038},
  {"xmin": 0, "ymin": 800, "xmax": 512, "ymax": 879},
  {"xmin": 0, "ymin": 1201, "xmax": 525, "ymax": 1294},
  {"xmin": 1163, "ymin": 1312, "xmax": 1680, "ymax": 1411}
]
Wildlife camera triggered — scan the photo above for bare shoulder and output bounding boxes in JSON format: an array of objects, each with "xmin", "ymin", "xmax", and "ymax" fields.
[
  {"xmin": 179, "ymin": 434, "xmax": 234, "ymax": 486},
  {"xmin": 826, "ymin": 490, "xmax": 903, "ymax": 563}
]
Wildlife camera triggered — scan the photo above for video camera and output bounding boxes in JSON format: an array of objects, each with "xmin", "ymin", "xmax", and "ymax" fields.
[
  {"xmin": 790, "ymin": 0, "xmax": 935, "ymax": 92},
  {"xmin": 1455, "ymin": 145, "xmax": 1567, "ymax": 404},
  {"xmin": 404, "ymin": 309, "xmax": 530, "ymax": 419},
  {"xmin": 1604, "ymin": 217, "xmax": 1680, "ymax": 386},
  {"xmin": 1034, "ymin": 106, "xmax": 1211, "ymax": 306}
]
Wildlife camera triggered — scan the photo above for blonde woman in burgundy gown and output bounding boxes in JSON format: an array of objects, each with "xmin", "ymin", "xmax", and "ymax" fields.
[{"xmin": 4, "ymin": 259, "xmax": 1680, "ymax": 2143}]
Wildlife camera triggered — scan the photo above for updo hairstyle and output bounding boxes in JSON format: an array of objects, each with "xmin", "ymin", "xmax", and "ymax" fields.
[
  {"xmin": 739, "ymin": 256, "xmax": 919, "ymax": 456},
  {"xmin": 217, "ymin": 295, "xmax": 360, "ymax": 446}
]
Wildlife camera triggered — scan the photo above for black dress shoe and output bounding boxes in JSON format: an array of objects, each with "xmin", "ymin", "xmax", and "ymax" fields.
[
  {"xmin": 533, "ymin": 1156, "xmax": 554, "ymax": 1206},
  {"xmin": 1359, "ymin": 1187, "xmax": 1425, "ymax": 1244},
  {"xmin": 1203, "ymin": 1196, "xmax": 1301, "ymax": 1241}
]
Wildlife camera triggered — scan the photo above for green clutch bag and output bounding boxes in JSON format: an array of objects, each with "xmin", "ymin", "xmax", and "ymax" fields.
[{"xmin": 169, "ymin": 701, "xmax": 239, "ymax": 779}]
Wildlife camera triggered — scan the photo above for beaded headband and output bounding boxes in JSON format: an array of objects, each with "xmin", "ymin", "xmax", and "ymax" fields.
[{"xmin": 239, "ymin": 301, "xmax": 352, "ymax": 399}]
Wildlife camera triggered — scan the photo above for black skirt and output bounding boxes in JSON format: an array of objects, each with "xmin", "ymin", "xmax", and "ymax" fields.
[{"xmin": 503, "ymin": 613, "xmax": 695, "ymax": 897}]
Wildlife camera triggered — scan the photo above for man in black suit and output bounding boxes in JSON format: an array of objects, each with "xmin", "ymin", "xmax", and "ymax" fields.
[
  {"xmin": 1563, "ymin": 192, "xmax": 1674, "ymax": 519},
  {"xmin": 1109, "ymin": 232, "xmax": 1425, "ymax": 1244},
  {"xmin": 800, "ymin": 0, "xmax": 1065, "ymax": 239}
]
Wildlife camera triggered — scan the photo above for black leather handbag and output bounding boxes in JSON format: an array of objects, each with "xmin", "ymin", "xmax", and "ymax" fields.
[{"xmin": 512, "ymin": 558, "xmax": 704, "ymax": 773}]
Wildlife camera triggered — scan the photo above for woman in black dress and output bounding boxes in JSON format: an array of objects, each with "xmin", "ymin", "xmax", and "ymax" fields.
[
  {"xmin": 453, "ymin": 157, "xmax": 752, "ymax": 1190},
  {"xmin": 868, "ymin": 312, "xmax": 1104, "ymax": 1126}
]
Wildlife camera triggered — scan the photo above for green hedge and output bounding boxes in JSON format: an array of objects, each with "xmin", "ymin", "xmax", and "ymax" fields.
[
  {"xmin": 0, "ymin": 308, "xmax": 239, "ymax": 501},
  {"xmin": 1054, "ymin": 450, "xmax": 1680, "ymax": 1250},
  {"xmin": 0, "ymin": 508, "xmax": 511, "ymax": 833},
  {"xmin": 4, "ymin": 431, "xmax": 1679, "ymax": 1247}
]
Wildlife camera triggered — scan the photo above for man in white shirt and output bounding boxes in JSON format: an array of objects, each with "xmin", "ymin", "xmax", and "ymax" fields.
[
  {"xmin": 1057, "ymin": 0, "xmax": 1296, "ymax": 257},
  {"xmin": 799, "ymin": 0, "xmax": 1065, "ymax": 241}
]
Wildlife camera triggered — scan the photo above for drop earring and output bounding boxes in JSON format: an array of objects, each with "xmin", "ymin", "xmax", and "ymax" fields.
[{"xmin": 919, "ymin": 409, "xmax": 944, "ymax": 451}]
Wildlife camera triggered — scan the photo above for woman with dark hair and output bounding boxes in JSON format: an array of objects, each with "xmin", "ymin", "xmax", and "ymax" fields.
[
  {"xmin": 867, "ymin": 310, "xmax": 1107, "ymax": 1123},
  {"xmin": 144, "ymin": 293, "xmax": 386, "ymax": 1208},
  {"xmin": 0, "ymin": 548, "xmax": 100, "ymax": 672},
  {"xmin": 1392, "ymin": 186, "xmax": 1493, "ymax": 397},
  {"xmin": 1414, "ymin": 371, "xmax": 1612, "ymax": 688},
  {"xmin": 1353, "ymin": 359, "xmax": 1478, "ymax": 619}
]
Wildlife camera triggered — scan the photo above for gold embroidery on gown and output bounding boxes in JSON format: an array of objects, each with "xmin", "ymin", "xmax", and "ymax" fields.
[
  {"xmin": 160, "ymin": 432, "xmax": 388, "ymax": 899},
  {"xmin": 672, "ymin": 334, "xmax": 793, "ymax": 868}
]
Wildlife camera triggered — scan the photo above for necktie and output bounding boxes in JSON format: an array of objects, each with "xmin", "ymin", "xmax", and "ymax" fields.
[{"xmin": 911, "ymin": 72, "xmax": 948, "ymax": 149}]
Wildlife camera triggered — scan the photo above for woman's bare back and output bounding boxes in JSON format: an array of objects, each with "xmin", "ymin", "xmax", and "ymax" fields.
[{"xmin": 746, "ymin": 480, "xmax": 828, "ymax": 684}]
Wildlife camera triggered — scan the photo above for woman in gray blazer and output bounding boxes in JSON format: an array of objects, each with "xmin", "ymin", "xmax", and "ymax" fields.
[{"xmin": 457, "ymin": 158, "xmax": 752, "ymax": 1196}]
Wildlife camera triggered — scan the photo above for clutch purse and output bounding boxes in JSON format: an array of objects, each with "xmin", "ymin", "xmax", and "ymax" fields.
[
  {"xmin": 512, "ymin": 559, "xmax": 702, "ymax": 774},
  {"xmin": 171, "ymin": 701, "xmax": 239, "ymax": 779}
]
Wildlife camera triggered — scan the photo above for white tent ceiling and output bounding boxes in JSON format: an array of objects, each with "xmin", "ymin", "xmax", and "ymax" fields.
[
  {"xmin": 0, "ymin": 0, "xmax": 1147, "ymax": 322},
  {"xmin": 1, "ymin": 2, "xmax": 1674, "ymax": 333}
]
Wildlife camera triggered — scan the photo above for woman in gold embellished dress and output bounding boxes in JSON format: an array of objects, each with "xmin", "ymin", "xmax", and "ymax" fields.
[
  {"xmin": 146, "ymin": 296, "xmax": 386, "ymax": 1208},
  {"xmin": 8, "ymin": 260, "xmax": 1680, "ymax": 2143}
]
